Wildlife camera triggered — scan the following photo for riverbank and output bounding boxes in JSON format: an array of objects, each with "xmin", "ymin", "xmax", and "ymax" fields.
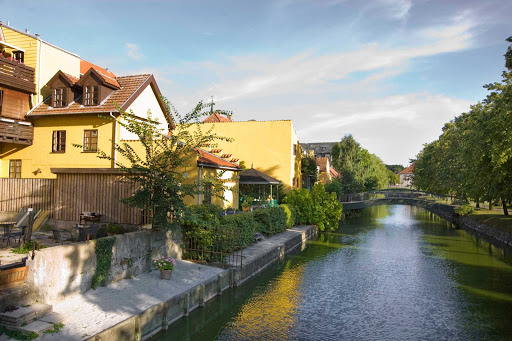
[
  {"xmin": 345, "ymin": 198, "xmax": 512, "ymax": 248},
  {"xmin": 20, "ymin": 225, "xmax": 316, "ymax": 341}
]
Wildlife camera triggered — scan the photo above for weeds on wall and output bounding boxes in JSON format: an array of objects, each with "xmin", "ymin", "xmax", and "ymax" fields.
[{"xmin": 92, "ymin": 237, "xmax": 116, "ymax": 289}]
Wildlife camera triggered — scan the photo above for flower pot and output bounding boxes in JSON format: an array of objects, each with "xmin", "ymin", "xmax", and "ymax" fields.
[{"xmin": 160, "ymin": 270, "xmax": 173, "ymax": 280}]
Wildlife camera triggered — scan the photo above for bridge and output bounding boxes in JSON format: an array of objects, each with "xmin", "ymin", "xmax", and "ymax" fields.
[{"xmin": 339, "ymin": 189, "xmax": 457, "ymax": 211}]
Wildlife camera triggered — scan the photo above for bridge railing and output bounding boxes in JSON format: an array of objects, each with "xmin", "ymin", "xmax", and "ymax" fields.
[{"xmin": 339, "ymin": 189, "xmax": 457, "ymax": 204}]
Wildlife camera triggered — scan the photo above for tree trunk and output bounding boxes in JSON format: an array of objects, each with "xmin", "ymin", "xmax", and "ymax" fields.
[
  {"xmin": 476, "ymin": 198, "xmax": 480, "ymax": 209},
  {"xmin": 22, "ymin": 210, "xmax": 35, "ymax": 245},
  {"xmin": 489, "ymin": 201, "xmax": 493, "ymax": 210},
  {"xmin": 502, "ymin": 198, "xmax": 509, "ymax": 216}
]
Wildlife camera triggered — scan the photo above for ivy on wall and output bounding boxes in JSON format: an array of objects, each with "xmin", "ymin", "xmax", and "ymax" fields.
[{"xmin": 92, "ymin": 237, "xmax": 116, "ymax": 290}]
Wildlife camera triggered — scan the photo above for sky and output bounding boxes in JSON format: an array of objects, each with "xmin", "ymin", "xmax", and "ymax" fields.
[{"xmin": 2, "ymin": 0, "xmax": 512, "ymax": 165}]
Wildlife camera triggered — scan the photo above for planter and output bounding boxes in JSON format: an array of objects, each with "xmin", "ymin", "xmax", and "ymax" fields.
[{"xmin": 160, "ymin": 270, "xmax": 173, "ymax": 280}]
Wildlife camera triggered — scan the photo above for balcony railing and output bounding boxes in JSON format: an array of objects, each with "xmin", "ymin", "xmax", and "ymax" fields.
[
  {"xmin": 0, "ymin": 118, "xmax": 33, "ymax": 145},
  {"xmin": 0, "ymin": 55, "xmax": 35, "ymax": 93}
]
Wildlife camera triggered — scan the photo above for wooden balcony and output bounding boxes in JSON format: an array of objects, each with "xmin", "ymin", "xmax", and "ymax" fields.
[
  {"xmin": 0, "ymin": 55, "xmax": 35, "ymax": 94},
  {"xmin": 0, "ymin": 118, "xmax": 33, "ymax": 145}
]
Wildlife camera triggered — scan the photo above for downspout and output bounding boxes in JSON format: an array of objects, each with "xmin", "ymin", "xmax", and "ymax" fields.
[
  {"xmin": 109, "ymin": 112, "xmax": 117, "ymax": 167},
  {"xmin": 198, "ymin": 166, "xmax": 203, "ymax": 205},
  {"xmin": 36, "ymin": 36, "xmax": 42, "ymax": 105}
]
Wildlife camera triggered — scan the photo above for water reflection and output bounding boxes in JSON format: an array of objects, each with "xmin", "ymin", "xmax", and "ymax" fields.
[{"xmin": 153, "ymin": 205, "xmax": 512, "ymax": 341}]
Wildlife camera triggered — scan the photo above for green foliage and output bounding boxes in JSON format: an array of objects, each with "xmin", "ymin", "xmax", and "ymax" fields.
[
  {"xmin": 310, "ymin": 184, "xmax": 343, "ymax": 231},
  {"xmin": 92, "ymin": 237, "xmax": 116, "ymax": 290},
  {"xmin": 301, "ymin": 155, "xmax": 319, "ymax": 184},
  {"xmin": 280, "ymin": 204, "xmax": 296, "ymax": 228},
  {"xmin": 74, "ymin": 99, "xmax": 232, "ymax": 229},
  {"xmin": 386, "ymin": 164, "xmax": 405, "ymax": 174},
  {"xmin": 284, "ymin": 184, "xmax": 343, "ymax": 231},
  {"xmin": 331, "ymin": 135, "xmax": 391, "ymax": 193},
  {"xmin": 43, "ymin": 323, "xmax": 64, "ymax": 334},
  {"xmin": 253, "ymin": 207, "xmax": 288, "ymax": 235},
  {"xmin": 223, "ymin": 213, "xmax": 260, "ymax": 247},
  {"xmin": 10, "ymin": 241, "xmax": 46, "ymax": 254},
  {"xmin": 181, "ymin": 204, "xmax": 223, "ymax": 229},
  {"xmin": 107, "ymin": 224, "xmax": 125, "ymax": 235},
  {"xmin": 414, "ymin": 38, "xmax": 512, "ymax": 215},
  {"xmin": 456, "ymin": 204, "xmax": 474, "ymax": 216},
  {"xmin": 0, "ymin": 326, "xmax": 38, "ymax": 340},
  {"xmin": 325, "ymin": 179, "xmax": 344, "ymax": 199},
  {"xmin": 283, "ymin": 188, "xmax": 315, "ymax": 225}
]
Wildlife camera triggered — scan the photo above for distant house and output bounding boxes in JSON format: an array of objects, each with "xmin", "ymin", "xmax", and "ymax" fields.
[
  {"xmin": 202, "ymin": 110, "xmax": 232, "ymax": 123},
  {"xmin": 399, "ymin": 163, "xmax": 415, "ymax": 187},
  {"xmin": 301, "ymin": 142, "xmax": 336, "ymax": 160}
]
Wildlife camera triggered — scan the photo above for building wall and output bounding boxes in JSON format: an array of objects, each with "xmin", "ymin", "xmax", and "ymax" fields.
[
  {"xmin": 120, "ymin": 84, "xmax": 168, "ymax": 140},
  {"xmin": 1, "ymin": 26, "xmax": 81, "ymax": 104},
  {"xmin": 0, "ymin": 115, "xmax": 115, "ymax": 178},
  {"xmin": 193, "ymin": 120, "xmax": 299, "ymax": 191},
  {"xmin": 39, "ymin": 41, "xmax": 80, "ymax": 101}
]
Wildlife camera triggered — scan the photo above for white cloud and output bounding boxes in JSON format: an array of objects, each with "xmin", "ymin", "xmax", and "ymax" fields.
[{"xmin": 125, "ymin": 43, "xmax": 144, "ymax": 60}]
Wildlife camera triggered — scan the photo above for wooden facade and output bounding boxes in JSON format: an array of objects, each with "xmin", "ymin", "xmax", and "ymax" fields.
[
  {"xmin": 0, "ymin": 178, "xmax": 54, "ymax": 211},
  {"xmin": 0, "ymin": 55, "xmax": 35, "ymax": 93},
  {"xmin": 0, "ymin": 170, "xmax": 148, "ymax": 225},
  {"xmin": 0, "ymin": 119, "xmax": 34, "ymax": 145}
]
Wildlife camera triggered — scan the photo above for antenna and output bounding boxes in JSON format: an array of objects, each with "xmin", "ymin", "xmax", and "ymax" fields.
[{"xmin": 210, "ymin": 96, "xmax": 214, "ymax": 114}]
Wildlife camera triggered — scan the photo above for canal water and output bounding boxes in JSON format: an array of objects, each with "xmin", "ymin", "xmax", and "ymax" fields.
[{"xmin": 153, "ymin": 205, "xmax": 512, "ymax": 340}]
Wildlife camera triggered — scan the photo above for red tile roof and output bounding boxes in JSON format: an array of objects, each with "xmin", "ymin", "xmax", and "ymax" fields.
[
  {"xmin": 29, "ymin": 74, "xmax": 151, "ymax": 116},
  {"xmin": 316, "ymin": 157, "xmax": 329, "ymax": 173},
  {"xmin": 399, "ymin": 163, "xmax": 415, "ymax": 174},
  {"xmin": 61, "ymin": 71, "xmax": 79, "ymax": 86},
  {"xmin": 197, "ymin": 149, "xmax": 241, "ymax": 170},
  {"xmin": 80, "ymin": 60, "xmax": 120, "ymax": 88},
  {"xmin": 203, "ymin": 112, "xmax": 232, "ymax": 123},
  {"xmin": 329, "ymin": 166, "xmax": 339, "ymax": 178}
]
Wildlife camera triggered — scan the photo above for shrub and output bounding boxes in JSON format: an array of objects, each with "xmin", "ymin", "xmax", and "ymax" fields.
[
  {"xmin": 311, "ymin": 184, "xmax": 343, "ymax": 231},
  {"xmin": 223, "ymin": 212, "xmax": 260, "ymax": 248},
  {"xmin": 456, "ymin": 204, "xmax": 474, "ymax": 216},
  {"xmin": 11, "ymin": 241, "xmax": 46, "ymax": 255},
  {"xmin": 280, "ymin": 204, "xmax": 296, "ymax": 228},
  {"xmin": 107, "ymin": 224, "xmax": 125, "ymax": 235},
  {"xmin": 181, "ymin": 204, "xmax": 223, "ymax": 229},
  {"xmin": 253, "ymin": 206, "xmax": 287, "ymax": 235},
  {"xmin": 283, "ymin": 188, "xmax": 315, "ymax": 225}
]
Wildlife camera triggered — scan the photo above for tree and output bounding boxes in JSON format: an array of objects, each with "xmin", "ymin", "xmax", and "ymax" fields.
[
  {"xmin": 301, "ymin": 154, "xmax": 318, "ymax": 184},
  {"xmin": 78, "ymin": 99, "xmax": 233, "ymax": 228}
]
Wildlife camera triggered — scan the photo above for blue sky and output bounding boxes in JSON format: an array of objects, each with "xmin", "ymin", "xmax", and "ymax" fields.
[{"xmin": 3, "ymin": 0, "xmax": 512, "ymax": 165}]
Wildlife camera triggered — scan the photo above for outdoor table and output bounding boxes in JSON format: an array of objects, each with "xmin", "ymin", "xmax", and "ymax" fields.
[
  {"xmin": 1, "ymin": 222, "xmax": 16, "ymax": 245},
  {"xmin": 79, "ymin": 214, "xmax": 101, "ymax": 226}
]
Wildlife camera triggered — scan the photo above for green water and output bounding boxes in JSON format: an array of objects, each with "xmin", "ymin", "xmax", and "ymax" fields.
[{"xmin": 153, "ymin": 205, "xmax": 512, "ymax": 340}]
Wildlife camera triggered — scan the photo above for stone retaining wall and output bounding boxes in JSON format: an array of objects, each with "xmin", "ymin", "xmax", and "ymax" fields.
[{"xmin": 26, "ymin": 229, "xmax": 181, "ymax": 305}]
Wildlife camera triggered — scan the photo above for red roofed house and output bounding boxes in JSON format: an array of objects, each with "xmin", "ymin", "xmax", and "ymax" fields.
[
  {"xmin": 399, "ymin": 163, "xmax": 415, "ymax": 187},
  {"xmin": 316, "ymin": 157, "xmax": 338, "ymax": 185},
  {"xmin": 202, "ymin": 110, "xmax": 232, "ymax": 123}
]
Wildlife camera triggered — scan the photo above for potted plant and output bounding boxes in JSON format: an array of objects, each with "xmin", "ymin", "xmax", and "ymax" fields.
[
  {"xmin": 241, "ymin": 196, "xmax": 254, "ymax": 212},
  {"xmin": 153, "ymin": 256, "xmax": 176, "ymax": 280}
]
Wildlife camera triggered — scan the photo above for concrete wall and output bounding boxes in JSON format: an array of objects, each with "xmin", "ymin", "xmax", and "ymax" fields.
[{"xmin": 26, "ymin": 229, "xmax": 181, "ymax": 305}]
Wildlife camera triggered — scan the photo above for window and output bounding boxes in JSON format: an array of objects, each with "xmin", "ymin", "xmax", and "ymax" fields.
[
  {"xmin": 12, "ymin": 51, "xmax": 24, "ymax": 63},
  {"xmin": 84, "ymin": 85, "xmax": 99, "ymax": 106},
  {"xmin": 53, "ymin": 88, "xmax": 67, "ymax": 108},
  {"xmin": 52, "ymin": 130, "xmax": 66, "ymax": 152},
  {"xmin": 0, "ymin": 90, "xmax": 3, "ymax": 115},
  {"xmin": 9, "ymin": 160, "xmax": 21, "ymax": 178},
  {"xmin": 83, "ymin": 130, "xmax": 98, "ymax": 152},
  {"xmin": 293, "ymin": 144, "xmax": 297, "ymax": 156}
]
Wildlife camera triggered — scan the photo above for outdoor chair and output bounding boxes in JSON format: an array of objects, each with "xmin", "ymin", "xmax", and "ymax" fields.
[
  {"xmin": 78, "ymin": 223, "xmax": 99, "ymax": 241},
  {"xmin": 3, "ymin": 210, "xmax": 30, "ymax": 246}
]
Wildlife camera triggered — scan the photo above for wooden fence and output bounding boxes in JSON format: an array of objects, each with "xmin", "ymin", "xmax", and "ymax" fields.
[
  {"xmin": 0, "ymin": 178, "xmax": 54, "ymax": 211},
  {"xmin": 0, "ymin": 170, "xmax": 150, "ymax": 225}
]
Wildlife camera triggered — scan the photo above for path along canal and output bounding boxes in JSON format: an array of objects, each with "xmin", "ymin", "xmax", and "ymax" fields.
[{"xmin": 153, "ymin": 205, "xmax": 512, "ymax": 340}]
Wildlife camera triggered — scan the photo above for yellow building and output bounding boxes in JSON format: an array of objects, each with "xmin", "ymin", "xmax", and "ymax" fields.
[
  {"xmin": 193, "ymin": 114, "xmax": 302, "ymax": 192},
  {"xmin": 0, "ymin": 22, "xmax": 81, "ymax": 104}
]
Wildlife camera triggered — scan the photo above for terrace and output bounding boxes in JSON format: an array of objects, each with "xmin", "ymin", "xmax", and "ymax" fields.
[{"xmin": 0, "ymin": 54, "xmax": 35, "ymax": 94}]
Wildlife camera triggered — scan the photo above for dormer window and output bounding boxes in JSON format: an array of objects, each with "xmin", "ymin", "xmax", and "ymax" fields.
[
  {"xmin": 84, "ymin": 85, "xmax": 99, "ymax": 106},
  {"xmin": 53, "ymin": 88, "xmax": 67, "ymax": 108}
]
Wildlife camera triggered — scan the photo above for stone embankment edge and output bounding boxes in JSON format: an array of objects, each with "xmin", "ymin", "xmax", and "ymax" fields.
[
  {"xmin": 86, "ymin": 225, "xmax": 317, "ymax": 341},
  {"xmin": 352, "ymin": 198, "xmax": 512, "ymax": 248}
]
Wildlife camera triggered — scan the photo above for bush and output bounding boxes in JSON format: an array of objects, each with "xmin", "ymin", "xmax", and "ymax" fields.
[
  {"xmin": 280, "ymin": 204, "xmax": 296, "ymax": 228},
  {"xmin": 253, "ymin": 206, "xmax": 287, "ymax": 235},
  {"xmin": 284, "ymin": 184, "xmax": 343, "ymax": 231},
  {"xmin": 456, "ymin": 204, "xmax": 474, "ymax": 216},
  {"xmin": 107, "ymin": 224, "xmax": 125, "ymax": 235},
  {"xmin": 283, "ymin": 188, "xmax": 315, "ymax": 225},
  {"xmin": 11, "ymin": 241, "xmax": 46, "ymax": 254},
  {"xmin": 223, "ymin": 212, "xmax": 260, "ymax": 248},
  {"xmin": 181, "ymin": 204, "xmax": 223, "ymax": 229}
]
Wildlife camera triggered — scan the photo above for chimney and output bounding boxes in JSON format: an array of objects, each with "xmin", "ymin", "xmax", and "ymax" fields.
[
  {"xmin": 25, "ymin": 29, "xmax": 29, "ymax": 34},
  {"xmin": 35, "ymin": 34, "xmax": 40, "ymax": 38}
]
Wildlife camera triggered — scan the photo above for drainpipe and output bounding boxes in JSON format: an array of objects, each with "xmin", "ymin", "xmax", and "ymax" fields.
[
  {"xmin": 198, "ymin": 166, "xmax": 203, "ymax": 205},
  {"xmin": 36, "ymin": 35, "xmax": 42, "ymax": 104},
  {"xmin": 109, "ymin": 112, "xmax": 117, "ymax": 167}
]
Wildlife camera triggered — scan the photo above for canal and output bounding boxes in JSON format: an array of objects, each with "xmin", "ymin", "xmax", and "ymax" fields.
[{"xmin": 153, "ymin": 205, "xmax": 512, "ymax": 340}]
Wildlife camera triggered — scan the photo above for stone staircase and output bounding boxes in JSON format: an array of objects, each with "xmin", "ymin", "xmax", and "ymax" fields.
[{"xmin": 0, "ymin": 303, "xmax": 65, "ymax": 335}]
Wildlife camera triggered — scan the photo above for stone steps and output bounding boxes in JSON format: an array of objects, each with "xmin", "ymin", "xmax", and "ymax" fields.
[{"xmin": 0, "ymin": 303, "xmax": 52, "ymax": 328}]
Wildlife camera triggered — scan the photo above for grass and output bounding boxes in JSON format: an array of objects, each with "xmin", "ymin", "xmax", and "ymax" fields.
[
  {"xmin": 10, "ymin": 241, "xmax": 47, "ymax": 254},
  {"xmin": 468, "ymin": 210, "xmax": 512, "ymax": 234},
  {"xmin": 43, "ymin": 322, "xmax": 64, "ymax": 334},
  {"xmin": 0, "ymin": 326, "xmax": 38, "ymax": 340}
]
